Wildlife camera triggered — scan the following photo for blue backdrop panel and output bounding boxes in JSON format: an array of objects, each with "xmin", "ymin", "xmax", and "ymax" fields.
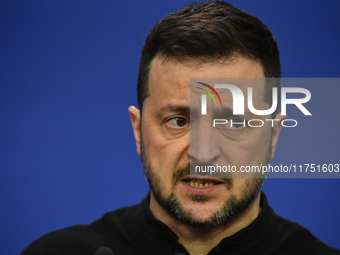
[{"xmin": 1, "ymin": 1, "xmax": 339, "ymax": 254}]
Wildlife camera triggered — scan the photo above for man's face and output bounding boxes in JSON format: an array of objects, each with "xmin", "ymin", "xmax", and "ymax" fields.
[{"xmin": 129, "ymin": 56, "xmax": 283, "ymax": 228}]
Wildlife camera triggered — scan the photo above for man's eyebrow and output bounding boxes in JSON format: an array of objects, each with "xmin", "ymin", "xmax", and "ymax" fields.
[
  {"xmin": 213, "ymin": 107, "xmax": 253, "ymax": 116},
  {"xmin": 156, "ymin": 105, "xmax": 190, "ymax": 117},
  {"xmin": 214, "ymin": 107, "xmax": 234, "ymax": 116}
]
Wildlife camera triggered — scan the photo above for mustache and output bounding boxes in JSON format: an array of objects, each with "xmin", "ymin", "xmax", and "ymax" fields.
[{"xmin": 172, "ymin": 162, "xmax": 233, "ymax": 189}]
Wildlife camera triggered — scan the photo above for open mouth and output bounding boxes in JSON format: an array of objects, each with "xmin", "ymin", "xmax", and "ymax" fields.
[{"xmin": 183, "ymin": 176, "xmax": 223, "ymax": 188}]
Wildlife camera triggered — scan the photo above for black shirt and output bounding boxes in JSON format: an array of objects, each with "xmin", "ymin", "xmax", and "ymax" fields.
[{"xmin": 22, "ymin": 192, "xmax": 340, "ymax": 255}]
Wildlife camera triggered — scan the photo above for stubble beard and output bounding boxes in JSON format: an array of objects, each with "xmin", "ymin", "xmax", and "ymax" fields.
[{"xmin": 141, "ymin": 140, "xmax": 269, "ymax": 229}]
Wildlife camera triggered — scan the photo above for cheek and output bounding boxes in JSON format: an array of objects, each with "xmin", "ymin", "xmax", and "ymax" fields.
[
  {"xmin": 223, "ymin": 127, "xmax": 271, "ymax": 164},
  {"xmin": 142, "ymin": 119, "xmax": 162, "ymax": 148},
  {"xmin": 232, "ymin": 179, "xmax": 247, "ymax": 192},
  {"xmin": 249, "ymin": 126, "xmax": 272, "ymax": 160},
  {"xmin": 143, "ymin": 129, "xmax": 172, "ymax": 160},
  {"xmin": 142, "ymin": 122, "xmax": 187, "ymax": 176},
  {"xmin": 142, "ymin": 118, "xmax": 188, "ymax": 154},
  {"xmin": 258, "ymin": 126, "xmax": 272, "ymax": 148}
]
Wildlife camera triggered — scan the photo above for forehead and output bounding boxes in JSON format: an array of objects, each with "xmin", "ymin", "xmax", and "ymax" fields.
[
  {"xmin": 144, "ymin": 56, "xmax": 266, "ymax": 113},
  {"xmin": 148, "ymin": 56, "xmax": 265, "ymax": 93}
]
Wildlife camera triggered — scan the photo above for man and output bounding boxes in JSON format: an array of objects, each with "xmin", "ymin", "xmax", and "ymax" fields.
[{"xmin": 22, "ymin": 1, "xmax": 339, "ymax": 255}]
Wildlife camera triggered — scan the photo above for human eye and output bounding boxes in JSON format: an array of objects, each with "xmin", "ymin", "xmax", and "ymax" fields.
[
  {"xmin": 227, "ymin": 118, "xmax": 246, "ymax": 129},
  {"xmin": 166, "ymin": 117, "xmax": 190, "ymax": 129},
  {"xmin": 214, "ymin": 117, "xmax": 247, "ymax": 139}
]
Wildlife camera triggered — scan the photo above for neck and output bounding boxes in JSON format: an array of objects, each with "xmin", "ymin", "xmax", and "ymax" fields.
[{"xmin": 150, "ymin": 194, "xmax": 262, "ymax": 255}]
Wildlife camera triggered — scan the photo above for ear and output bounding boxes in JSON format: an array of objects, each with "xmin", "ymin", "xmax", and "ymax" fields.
[
  {"xmin": 270, "ymin": 113, "xmax": 286, "ymax": 160},
  {"xmin": 128, "ymin": 106, "xmax": 141, "ymax": 156}
]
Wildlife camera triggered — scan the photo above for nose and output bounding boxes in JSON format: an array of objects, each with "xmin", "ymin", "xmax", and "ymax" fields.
[{"xmin": 189, "ymin": 118, "xmax": 220, "ymax": 165}]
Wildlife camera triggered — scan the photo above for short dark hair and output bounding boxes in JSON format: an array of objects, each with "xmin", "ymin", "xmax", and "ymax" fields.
[{"xmin": 137, "ymin": 1, "xmax": 281, "ymax": 111}]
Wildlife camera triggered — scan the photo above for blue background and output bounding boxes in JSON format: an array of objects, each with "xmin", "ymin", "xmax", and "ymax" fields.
[{"xmin": 1, "ymin": 0, "xmax": 339, "ymax": 254}]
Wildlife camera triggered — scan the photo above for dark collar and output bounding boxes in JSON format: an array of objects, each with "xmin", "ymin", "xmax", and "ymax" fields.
[{"xmin": 135, "ymin": 192, "xmax": 276, "ymax": 253}]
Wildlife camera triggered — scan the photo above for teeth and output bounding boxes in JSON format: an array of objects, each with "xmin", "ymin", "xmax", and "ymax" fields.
[{"xmin": 187, "ymin": 180, "xmax": 215, "ymax": 188}]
